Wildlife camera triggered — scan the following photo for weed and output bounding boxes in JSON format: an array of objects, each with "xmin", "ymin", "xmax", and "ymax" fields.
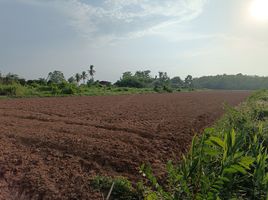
[{"xmin": 91, "ymin": 176, "xmax": 142, "ymax": 200}]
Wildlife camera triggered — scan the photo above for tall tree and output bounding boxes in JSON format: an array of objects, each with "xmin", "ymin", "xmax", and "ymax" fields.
[
  {"xmin": 184, "ymin": 75, "xmax": 193, "ymax": 88},
  {"xmin": 81, "ymin": 71, "xmax": 88, "ymax": 84},
  {"xmin": 47, "ymin": 71, "xmax": 65, "ymax": 84},
  {"xmin": 171, "ymin": 76, "xmax": 183, "ymax": 88},
  {"xmin": 122, "ymin": 71, "xmax": 132, "ymax": 80},
  {"xmin": 88, "ymin": 65, "xmax": 96, "ymax": 82},
  {"xmin": 75, "ymin": 73, "xmax": 82, "ymax": 84}
]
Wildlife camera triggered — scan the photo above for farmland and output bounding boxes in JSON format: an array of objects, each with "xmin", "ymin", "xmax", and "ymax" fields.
[{"xmin": 0, "ymin": 91, "xmax": 250, "ymax": 199}]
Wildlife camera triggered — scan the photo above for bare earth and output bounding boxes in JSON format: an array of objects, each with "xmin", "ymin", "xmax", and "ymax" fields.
[{"xmin": 0, "ymin": 91, "xmax": 250, "ymax": 199}]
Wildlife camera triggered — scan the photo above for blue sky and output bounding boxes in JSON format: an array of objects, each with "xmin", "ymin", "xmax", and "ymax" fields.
[{"xmin": 0, "ymin": 0, "xmax": 268, "ymax": 81}]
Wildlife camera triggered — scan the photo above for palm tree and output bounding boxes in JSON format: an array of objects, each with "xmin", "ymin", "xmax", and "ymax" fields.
[
  {"xmin": 88, "ymin": 65, "xmax": 96, "ymax": 82},
  {"xmin": 68, "ymin": 76, "xmax": 75, "ymax": 84},
  {"xmin": 81, "ymin": 71, "xmax": 88, "ymax": 84},
  {"xmin": 75, "ymin": 73, "xmax": 82, "ymax": 85}
]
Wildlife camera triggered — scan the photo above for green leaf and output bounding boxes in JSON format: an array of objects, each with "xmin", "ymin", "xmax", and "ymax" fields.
[
  {"xmin": 231, "ymin": 164, "xmax": 247, "ymax": 174},
  {"xmin": 239, "ymin": 156, "xmax": 255, "ymax": 170},
  {"xmin": 223, "ymin": 167, "xmax": 238, "ymax": 174},
  {"xmin": 209, "ymin": 136, "xmax": 224, "ymax": 148},
  {"xmin": 146, "ymin": 192, "xmax": 158, "ymax": 200},
  {"xmin": 219, "ymin": 177, "xmax": 230, "ymax": 183},
  {"xmin": 203, "ymin": 147, "xmax": 221, "ymax": 156},
  {"xmin": 231, "ymin": 129, "xmax": 236, "ymax": 147}
]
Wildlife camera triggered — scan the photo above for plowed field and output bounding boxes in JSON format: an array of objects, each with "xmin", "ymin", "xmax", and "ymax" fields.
[{"xmin": 0, "ymin": 91, "xmax": 250, "ymax": 199}]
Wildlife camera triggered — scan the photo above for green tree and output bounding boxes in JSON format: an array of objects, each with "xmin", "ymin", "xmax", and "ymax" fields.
[
  {"xmin": 68, "ymin": 76, "xmax": 76, "ymax": 84},
  {"xmin": 47, "ymin": 71, "xmax": 65, "ymax": 84},
  {"xmin": 75, "ymin": 73, "xmax": 82, "ymax": 84},
  {"xmin": 88, "ymin": 65, "xmax": 96, "ymax": 82},
  {"xmin": 158, "ymin": 72, "xmax": 170, "ymax": 85},
  {"xmin": 171, "ymin": 76, "xmax": 183, "ymax": 88},
  {"xmin": 5, "ymin": 73, "xmax": 19, "ymax": 83},
  {"xmin": 81, "ymin": 71, "xmax": 88, "ymax": 84},
  {"xmin": 122, "ymin": 71, "xmax": 133, "ymax": 79},
  {"xmin": 184, "ymin": 75, "xmax": 193, "ymax": 88}
]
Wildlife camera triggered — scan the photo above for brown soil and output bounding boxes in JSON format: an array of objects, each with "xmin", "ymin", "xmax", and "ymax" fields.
[{"xmin": 0, "ymin": 91, "xmax": 250, "ymax": 199}]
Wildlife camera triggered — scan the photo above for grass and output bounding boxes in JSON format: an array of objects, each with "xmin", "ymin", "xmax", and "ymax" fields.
[
  {"xmin": 92, "ymin": 90, "xmax": 268, "ymax": 200},
  {"xmin": 91, "ymin": 176, "xmax": 142, "ymax": 200}
]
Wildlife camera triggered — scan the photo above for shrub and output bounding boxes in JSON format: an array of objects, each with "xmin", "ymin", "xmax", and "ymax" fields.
[
  {"xmin": 0, "ymin": 84, "xmax": 27, "ymax": 96},
  {"xmin": 61, "ymin": 87, "xmax": 76, "ymax": 95},
  {"xmin": 60, "ymin": 84, "xmax": 77, "ymax": 95},
  {"xmin": 50, "ymin": 84, "xmax": 61, "ymax": 95},
  {"xmin": 115, "ymin": 78, "xmax": 145, "ymax": 88},
  {"xmin": 153, "ymin": 85, "xmax": 161, "ymax": 93},
  {"xmin": 141, "ymin": 128, "xmax": 268, "ymax": 199},
  {"xmin": 0, "ymin": 85, "xmax": 17, "ymax": 96},
  {"xmin": 163, "ymin": 85, "xmax": 173, "ymax": 93}
]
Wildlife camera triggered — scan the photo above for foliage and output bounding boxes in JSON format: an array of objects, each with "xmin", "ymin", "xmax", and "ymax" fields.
[
  {"xmin": 81, "ymin": 71, "xmax": 88, "ymax": 84},
  {"xmin": 171, "ymin": 76, "xmax": 184, "ymax": 88},
  {"xmin": 140, "ymin": 90, "xmax": 268, "ymax": 200},
  {"xmin": 0, "ymin": 84, "xmax": 28, "ymax": 96},
  {"xmin": 67, "ymin": 76, "xmax": 76, "ymax": 84},
  {"xmin": 75, "ymin": 73, "xmax": 82, "ymax": 84},
  {"xmin": 47, "ymin": 71, "xmax": 65, "ymax": 84},
  {"xmin": 193, "ymin": 74, "xmax": 268, "ymax": 90},
  {"xmin": 115, "ymin": 77, "xmax": 146, "ymax": 88},
  {"xmin": 88, "ymin": 65, "xmax": 96, "ymax": 82},
  {"xmin": 115, "ymin": 70, "xmax": 152, "ymax": 88},
  {"xmin": 184, "ymin": 75, "xmax": 193, "ymax": 89}
]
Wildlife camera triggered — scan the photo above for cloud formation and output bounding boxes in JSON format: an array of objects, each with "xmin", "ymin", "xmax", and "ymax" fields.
[{"xmin": 19, "ymin": 0, "xmax": 208, "ymax": 43}]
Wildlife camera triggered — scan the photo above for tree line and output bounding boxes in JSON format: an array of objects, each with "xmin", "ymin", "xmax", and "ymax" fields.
[
  {"xmin": 1, "ymin": 68, "xmax": 268, "ymax": 91},
  {"xmin": 0, "ymin": 65, "xmax": 97, "ymax": 86},
  {"xmin": 115, "ymin": 70, "xmax": 193, "ymax": 92},
  {"xmin": 193, "ymin": 73, "xmax": 268, "ymax": 90}
]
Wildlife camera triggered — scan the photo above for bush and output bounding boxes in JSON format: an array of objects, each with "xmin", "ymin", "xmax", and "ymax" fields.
[
  {"xmin": 163, "ymin": 85, "xmax": 173, "ymax": 93},
  {"xmin": 115, "ymin": 78, "xmax": 145, "ymax": 88},
  {"xmin": 61, "ymin": 86, "xmax": 76, "ymax": 95},
  {"xmin": 60, "ymin": 84, "xmax": 77, "ymax": 95},
  {"xmin": 50, "ymin": 84, "xmax": 61, "ymax": 95},
  {"xmin": 0, "ymin": 84, "xmax": 27, "ymax": 96},
  {"xmin": 0, "ymin": 85, "xmax": 17, "ymax": 96},
  {"xmin": 153, "ymin": 85, "xmax": 161, "ymax": 93}
]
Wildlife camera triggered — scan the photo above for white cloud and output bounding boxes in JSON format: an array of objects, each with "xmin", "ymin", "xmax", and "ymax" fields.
[{"xmin": 18, "ymin": 0, "xmax": 208, "ymax": 43}]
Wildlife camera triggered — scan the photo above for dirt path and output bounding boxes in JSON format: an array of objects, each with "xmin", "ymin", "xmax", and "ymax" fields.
[{"xmin": 0, "ymin": 91, "xmax": 250, "ymax": 199}]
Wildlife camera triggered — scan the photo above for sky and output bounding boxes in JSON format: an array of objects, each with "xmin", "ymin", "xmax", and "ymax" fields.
[{"xmin": 0, "ymin": 0, "xmax": 268, "ymax": 82}]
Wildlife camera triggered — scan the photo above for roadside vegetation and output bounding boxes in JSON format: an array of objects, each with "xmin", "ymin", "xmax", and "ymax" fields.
[{"xmin": 92, "ymin": 90, "xmax": 268, "ymax": 200}]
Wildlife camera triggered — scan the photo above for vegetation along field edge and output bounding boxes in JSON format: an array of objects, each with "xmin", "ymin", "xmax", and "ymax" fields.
[{"xmin": 1, "ymin": 69, "xmax": 268, "ymax": 98}]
